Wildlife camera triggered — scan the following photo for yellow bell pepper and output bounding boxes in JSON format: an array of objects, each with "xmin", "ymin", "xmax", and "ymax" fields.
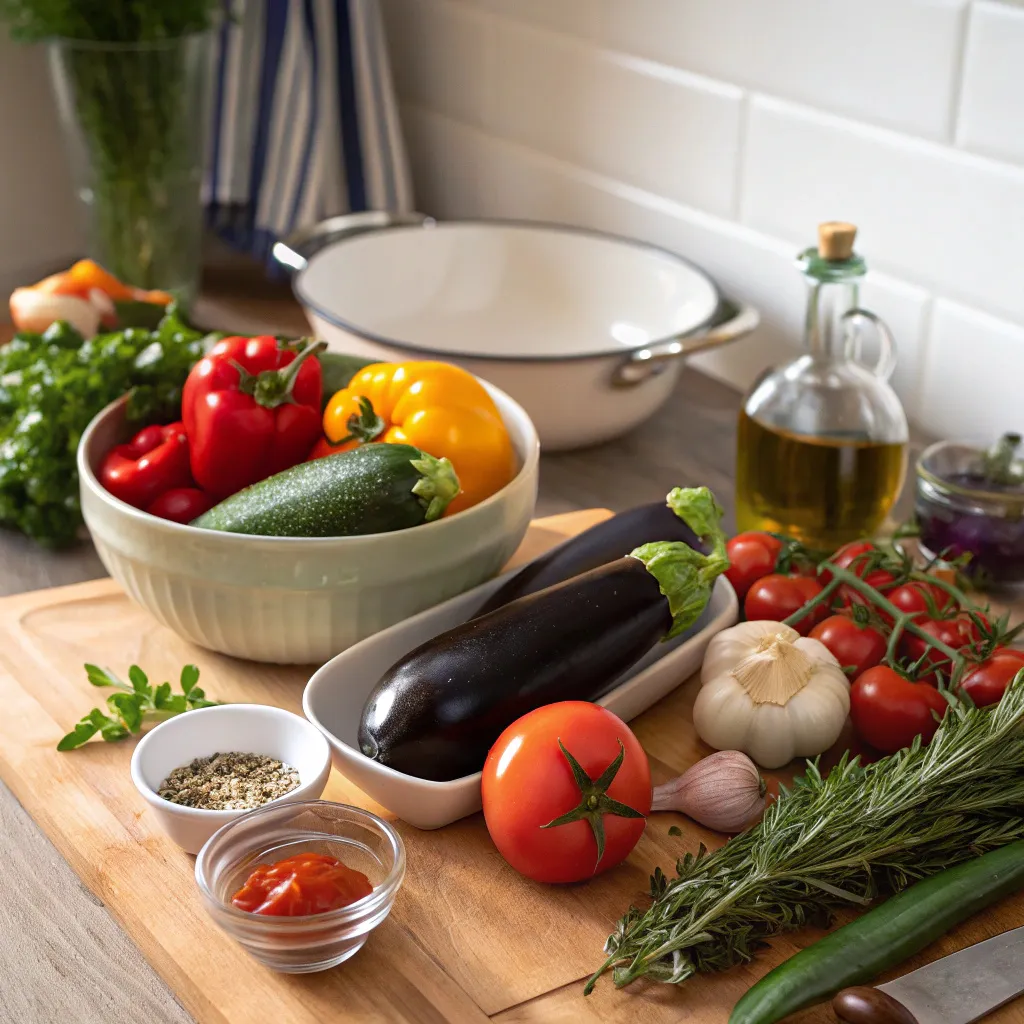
[{"xmin": 319, "ymin": 361, "xmax": 516, "ymax": 515}]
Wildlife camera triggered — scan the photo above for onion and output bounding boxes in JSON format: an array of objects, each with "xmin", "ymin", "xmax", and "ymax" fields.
[
  {"xmin": 651, "ymin": 750, "xmax": 767, "ymax": 833},
  {"xmin": 9, "ymin": 288, "xmax": 100, "ymax": 337}
]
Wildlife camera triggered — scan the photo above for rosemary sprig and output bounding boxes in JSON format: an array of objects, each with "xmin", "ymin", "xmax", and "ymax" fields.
[{"xmin": 586, "ymin": 673, "xmax": 1024, "ymax": 993}]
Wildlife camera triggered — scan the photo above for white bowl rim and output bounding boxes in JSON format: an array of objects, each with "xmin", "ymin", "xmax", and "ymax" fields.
[
  {"xmin": 79, "ymin": 379, "xmax": 539, "ymax": 545},
  {"xmin": 130, "ymin": 703, "xmax": 332, "ymax": 818},
  {"xmin": 294, "ymin": 217, "xmax": 723, "ymax": 363}
]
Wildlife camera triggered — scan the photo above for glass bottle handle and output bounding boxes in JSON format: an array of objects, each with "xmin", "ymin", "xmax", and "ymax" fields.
[{"xmin": 842, "ymin": 308, "xmax": 897, "ymax": 381}]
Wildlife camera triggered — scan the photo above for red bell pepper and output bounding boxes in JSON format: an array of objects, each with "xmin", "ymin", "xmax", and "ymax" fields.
[
  {"xmin": 182, "ymin": 336, "xmax": 326, "ymax": 499},
  {"xmin": 99, "ymin": 422, "xmax": 193, "ymax": 509},
  {"xmin": 146, "ymin": 487, "xmax": 213, "ymax": 524}
]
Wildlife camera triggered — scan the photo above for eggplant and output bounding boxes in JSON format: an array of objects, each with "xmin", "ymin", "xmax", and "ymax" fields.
[
  {"xmin": 476, "ymin": 497, "xmax": 704, "ymax": 616},
  {"xmin": 358, "ymin": 486, "xmax": 729, "ymax": 782},
  {"xmin": 360, "ymin": 558, "xmax": 670, "ymax": 781}
]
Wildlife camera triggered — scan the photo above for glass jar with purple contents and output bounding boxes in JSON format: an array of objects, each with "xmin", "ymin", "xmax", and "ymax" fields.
[{"xmin": 916, "ymin": 433, "xmax": 1024, "ymax": 590}]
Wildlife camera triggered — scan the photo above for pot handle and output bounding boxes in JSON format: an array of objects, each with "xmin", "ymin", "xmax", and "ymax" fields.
[{"xmin": 610, "ymin": 299, "xmax": 760, "ymax": 388}]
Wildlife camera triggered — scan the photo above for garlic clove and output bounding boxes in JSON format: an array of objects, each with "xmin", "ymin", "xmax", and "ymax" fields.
[{"xmin": 651, "ymin": 750, "xmax": 766, "ymax": 833}]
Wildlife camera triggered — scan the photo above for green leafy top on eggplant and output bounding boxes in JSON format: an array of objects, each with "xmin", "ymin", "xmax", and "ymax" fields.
[{"xmin": 632, "ymin": 486, "xmax": 729, "ymax": 639}]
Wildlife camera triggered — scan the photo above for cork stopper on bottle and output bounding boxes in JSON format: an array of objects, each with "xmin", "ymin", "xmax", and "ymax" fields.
[{"xmin": 818, "ymin": 222, "xmax": 857, "ymax": 261}]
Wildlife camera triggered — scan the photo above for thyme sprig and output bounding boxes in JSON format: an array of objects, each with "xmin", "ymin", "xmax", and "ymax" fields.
[{"xmin": 586, "ymin": 673, "xmax": 1024, "ymax": 993}]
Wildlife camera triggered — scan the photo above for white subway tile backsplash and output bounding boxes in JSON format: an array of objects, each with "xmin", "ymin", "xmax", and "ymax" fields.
[
  {"xmin": 380, "ymin": 0, "xmax": 492, "ymax": 128},
  {"xmin": 743, "ymin": 95, "xmax": 1024, "ymax": 324},
  {"xmin": 491, "ymin": 21, "xmax": 743, "ymax": 217},
  {"xmin": 484, "ymin": 0, "xmax": 966, "ymax": 141},
  {"xmin": 957, "ymin": 1, "xmax": 1024, "ymax": 163},
  {"xmin": 917, "ymin": 300, "xmax": 1024, "ymax": 440},
  {"xmin": 386, "ymin": 0, "xmax": 1024, "ymax": 434}
]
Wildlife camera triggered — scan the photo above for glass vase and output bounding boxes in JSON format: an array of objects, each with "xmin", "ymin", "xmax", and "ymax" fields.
[{"xmin": 48, "ymin": 31, "xmax": 212, "ymax": 309}]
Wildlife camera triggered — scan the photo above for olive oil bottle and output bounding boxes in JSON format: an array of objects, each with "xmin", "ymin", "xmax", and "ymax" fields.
[{"xmin": 735, "ymin": 223, "xmax": 908, "ymax": 549}]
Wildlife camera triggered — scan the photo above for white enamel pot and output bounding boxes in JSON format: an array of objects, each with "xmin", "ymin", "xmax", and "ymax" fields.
[{"xmin": 279, "ymin": 217, "xmax": 759, "ymax": 452}]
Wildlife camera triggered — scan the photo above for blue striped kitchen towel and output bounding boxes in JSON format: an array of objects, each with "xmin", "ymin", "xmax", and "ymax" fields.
[{"xmin": 205, "ymin": 0, "xmax": 413, "ymax": 268}]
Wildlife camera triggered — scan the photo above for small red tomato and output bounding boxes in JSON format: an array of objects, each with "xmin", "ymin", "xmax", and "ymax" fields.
[
  {"xmin": 887, "ymin": 581, "xmax": 956, "ymax": 620},
  {"xmin": 725, "ymin": 532, "xmax": 783, "ymax": 600},
  {"xmin": 836, "ymin": 568, "xmax": 897, "ymax": 612},
  {"xmin": 823, "ymin": 541, "xmax": 897, "ymax": 609},
  {"xmin": 146, "ymin": 487, "xmax": 213, "ymax": 524},
  {"xmin": 960, "ymin": 649, "xmax": 1024, "ymax": 707},
  {"xmin": 822, "ymin": 540, "xmax": 881, "ymax": 582},
  {"xmin": 901, "ymin": 614, "xmax": 988, "ymax": 682},
  {"xmin": 744, "ymin": 574, "xmax": 827, "ymax": 634},
  {"xmin": 482, "ymin": 702, "xmax": 650, "ymax": 884},
  {"xmin": 809, "ymin": 615, "xmax": 887, "ymax": 680},
  {"xmin": 850, "ymin": 666, "xmax": 949, "ymax": 754}
]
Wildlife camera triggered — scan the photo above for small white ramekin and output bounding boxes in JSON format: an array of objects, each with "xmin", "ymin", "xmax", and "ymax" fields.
[{"xmin": 130, "ymin": 704, "xmax": 332, "ymax": 854}]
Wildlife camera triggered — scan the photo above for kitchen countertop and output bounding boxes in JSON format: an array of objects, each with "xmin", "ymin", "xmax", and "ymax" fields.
[{"xmin": 0, "ymin": 285, "xmax": 917, "ymax": 1024}]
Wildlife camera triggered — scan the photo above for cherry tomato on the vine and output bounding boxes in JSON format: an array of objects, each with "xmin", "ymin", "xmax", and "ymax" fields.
[
  {"xmin": 725, "ymin": 532, "xmax": 783, "ymax": 600},
  {"xmin": 744, "ymin": 574, "xmax": 827, "ymax": 635},
  {"xmin": 959, "ymin": 648, "xmax": 1024, "ymax": 707},
  {"xmin": 809, "ymin": 615, "xmax": 887, "ymax": 680},
  {"xmin": 887, "ymin": 581, "xmax": 956, "ymax": 621},
  {"xmin": 824, "ymin": 540, "xmax": 897, "ymax": 609},
  {"xmin": 481, "ymin": 702, "xmax": 650, "ymax": 884},
  {"xmin": 901, "ymin": 613, "xmax": 989, "ymax": 683},
  {"xmin": 822, "ymin": 541, "xmax": 883, "ymax": 583},
  {"xmin": 850, "ymin": 666, "xmax": 949, "ymax": 754}
]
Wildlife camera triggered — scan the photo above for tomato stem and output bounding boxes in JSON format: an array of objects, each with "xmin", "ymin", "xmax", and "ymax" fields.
[
  {"xmin": 541, "ymin": 739, "xmax": 645, "ymax": 872},
  {"xmin": 811, "ymin": 563, "xmax": 969, "ymax": 685}
]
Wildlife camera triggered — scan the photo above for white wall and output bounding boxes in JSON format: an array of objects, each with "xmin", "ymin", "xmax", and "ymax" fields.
[
  {"xmin": 0, "ymin": 37, "xmax": 84, "ymax": 308},
  {"xmin": 380, "ymin": 0, "xmax": 1024, "ymax": 441}
]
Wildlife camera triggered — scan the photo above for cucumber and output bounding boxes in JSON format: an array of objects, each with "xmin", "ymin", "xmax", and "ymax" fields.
[
  {"xmin": 730, "ymin": 839, "xmax": 1024, "ymax": 1024},
  {"xmin": 317, "ymin": 352, "xmax": 378, "ymax": 409},
  {"xmin": 192, "ymin": 443, "xmax": 459, "ymax": 537}
]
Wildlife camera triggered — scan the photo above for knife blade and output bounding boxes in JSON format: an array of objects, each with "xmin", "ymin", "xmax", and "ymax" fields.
[{"xmin": 833, "ymin": 926, "xmax": 1024, "ymax": 1024}]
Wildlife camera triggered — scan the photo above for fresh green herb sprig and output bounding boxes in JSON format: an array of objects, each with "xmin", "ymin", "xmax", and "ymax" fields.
[
  {"xmin": 58, "ymin": 663, "xmax": 219, "ymax": 751},
  {"xmin": 0, "ymin": 0, "xmax": 219, "ymax": 45},
  {"xmin": 587, "ymin": 673, "xmax": 1024, "ymax": 993},
  {"xmin": 0, "ymin": 306, "xmax": 209, "ymax": 547}
]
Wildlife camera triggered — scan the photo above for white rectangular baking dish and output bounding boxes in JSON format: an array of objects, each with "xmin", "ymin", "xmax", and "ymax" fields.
[{"xmin": 303, "ymin": 569, "xmax": 738, "ymax": 829}]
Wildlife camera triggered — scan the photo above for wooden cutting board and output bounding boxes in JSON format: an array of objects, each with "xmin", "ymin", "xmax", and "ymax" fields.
[{"xmin": 0, "ymin": 509, "xmax": 1021, "ymax": 1024}]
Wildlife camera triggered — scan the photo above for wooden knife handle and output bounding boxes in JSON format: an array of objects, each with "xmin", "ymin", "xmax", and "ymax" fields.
[{"xmin": 833, "ymin": 987, "xmax": 920, "ymax": 1024}]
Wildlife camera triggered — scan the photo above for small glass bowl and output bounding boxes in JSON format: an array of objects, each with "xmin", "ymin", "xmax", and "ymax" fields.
[
  {"xmin": 916, "ymin": 440, "xmax": 1024, "ymax": 590},
  {"xmin": 195, "ymin": 800, "xmax": 405, "ymax": 973}
]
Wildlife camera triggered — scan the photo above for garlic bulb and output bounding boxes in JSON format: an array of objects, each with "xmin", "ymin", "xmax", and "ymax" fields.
[
  {"xmin": 693, "ymin": 620, "xmax": 850, "ymax": 769},
  {"xmin": 652, "ymin": 750, "xmax": 766, "ymax": 832}
]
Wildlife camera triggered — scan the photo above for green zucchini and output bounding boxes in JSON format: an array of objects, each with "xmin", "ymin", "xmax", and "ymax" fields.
[
  {"xmin": 730, "ymin": 839, "xmax": 1024, "ymax": 1024},
  {"xmin": 192, "ymin": 443, "xmax": 459, "ymax": 537},
  {"xmin": 317, "ymin": 351, "xmax": 378, "ymax": 408}
]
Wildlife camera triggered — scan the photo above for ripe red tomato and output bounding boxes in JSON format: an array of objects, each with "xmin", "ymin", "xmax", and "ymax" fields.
[
  {"xmin": 822, "ymin": 541, "xmax": 881, "ymax": 582},
  {"xmin": 824, "ymin": 540, "xmax": 896, "ymax": 609},
  {"xmin": 481, "ymin": 702, "xmax": 650, "ymax": 884},
  {"xmin": 725, "ymin": 532, "xmax": 782, "ymax": 599},
  {"xmin": 850, "ymin": 666, "xmax": 949, "ymax": 754},
  {"xmin": 809, "ymin": 615, "xmax": 887, "ymax": 679},
  {"xmin": 744, "ymin": 574, "xmax": 827, "ymax": 634},
  {"xmin": 835, "ymin": 569, "xmax": 897, "ymax": 611},
  {"xmin": 901, "ymin": 614, "xmax": 988, "ymax": 683},
  {"xmin": 887, "ymin": 581, "xmax": 956, "ymax": 620},
  {"xmin": 960, "ymin": 648, "xmax": 1024, "ymax": 707}
]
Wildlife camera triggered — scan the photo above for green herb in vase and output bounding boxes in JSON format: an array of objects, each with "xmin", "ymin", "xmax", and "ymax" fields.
[{"xmin": 0, "ymin": 1, "xmax": 222, "ymax": 305}]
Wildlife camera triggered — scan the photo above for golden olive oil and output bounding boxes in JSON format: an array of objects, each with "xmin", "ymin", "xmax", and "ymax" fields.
[{"xmin": 735, "ymin": 411, "xmax": 907, "ymax": 550}]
